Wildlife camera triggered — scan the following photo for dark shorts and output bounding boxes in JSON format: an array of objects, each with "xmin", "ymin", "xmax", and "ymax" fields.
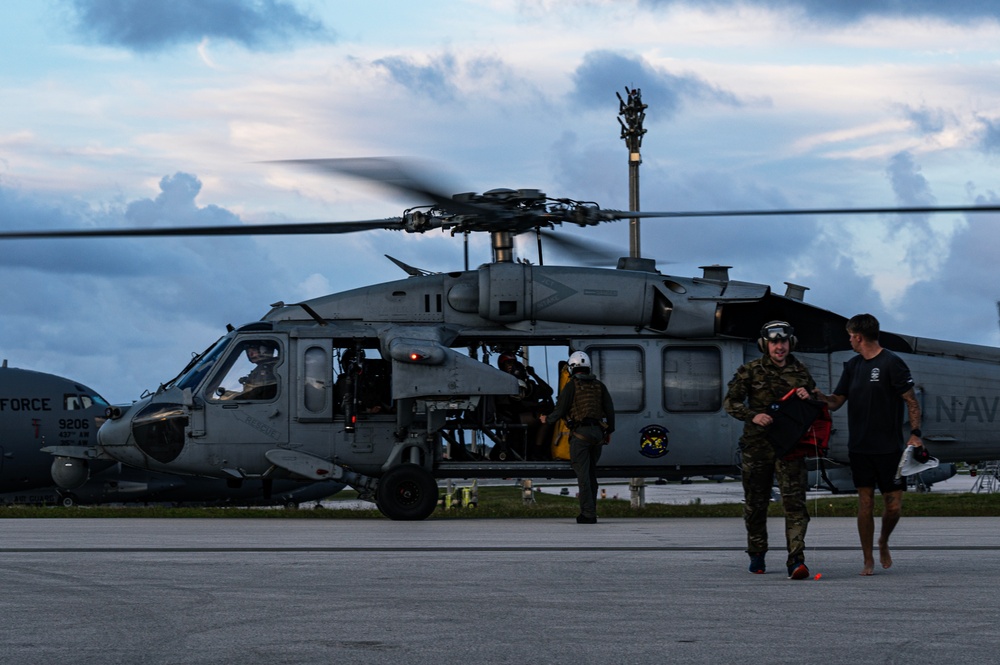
[{"xmin": 849, "ymin": 451, "xmax": 907, "ymax": 494}]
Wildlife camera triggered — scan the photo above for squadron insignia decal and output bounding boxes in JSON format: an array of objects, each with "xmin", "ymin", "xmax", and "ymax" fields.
[{"xmin": 639, "ymin": 424, "xmax": 669, "ymax": 458}]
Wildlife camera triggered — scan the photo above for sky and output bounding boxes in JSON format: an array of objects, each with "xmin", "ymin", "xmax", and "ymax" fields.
[{"xmin": 3, "ymin": 0, "xmax": 1000, "ymax": 403}]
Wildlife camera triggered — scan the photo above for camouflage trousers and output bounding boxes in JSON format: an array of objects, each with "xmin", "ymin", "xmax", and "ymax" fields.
[{"xmin": 741, "ymin": 441, "xmax": 810, "ymax": 566}]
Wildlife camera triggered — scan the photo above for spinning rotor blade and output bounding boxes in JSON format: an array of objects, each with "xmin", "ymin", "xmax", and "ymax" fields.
[
  {"xmin": 267, "ymin": 157, "xmax": 492, "ymax": 217},
  {"xmin": 535, "ymin": 229, "xmax": 623, "ymax": 266},
  {"xmin": 0, "ymin": 218, "xmax": 406, "ymax": 240}
]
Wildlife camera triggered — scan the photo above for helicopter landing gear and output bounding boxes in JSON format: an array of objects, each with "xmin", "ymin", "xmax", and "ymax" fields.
[{"xmin": 375, "ymin": 464, "xmax": 438, "ymax": 521}]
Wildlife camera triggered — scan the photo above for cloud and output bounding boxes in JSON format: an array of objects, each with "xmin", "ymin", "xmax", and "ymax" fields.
[
  {"xmin": 886, "ymin": 151, "xmax": 935, "ymax": 207},
  {"xmin": 0, "ymin": 173, "xmax": 287, "ymax": 401},
  {"xmin": 373, "ymin": 53, "xmax": 460, "ymax": 103},
  {"xmin": 639, "ymin": 0, "xmax": 1000, "ymax": 23},
  {"xmin": 977, "ymin": 117, "xmax": 1000, "ymax": 154},
  {"xmin": 899, "ymin": 103, "xmax": 950, "ymax": 136},
  {"xmin": 570, "ymin": 51, "xmax": 745, "ymax": 121},
  {"xmin": 126, "ymin": 172, "xmax": 241, "ymax": 228},
  {"xmin": 69, "ymin": 0, "xmax": 332, "ymax": 53}
]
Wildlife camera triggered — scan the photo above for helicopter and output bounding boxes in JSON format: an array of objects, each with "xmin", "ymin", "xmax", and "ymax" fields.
[
  {"xmin": 5, "ymin": 157, "xmax": 1000, "ymax": 520},
  {"xmin": 0, "ymin": 363, "xmax": 344, "ymax": 506}
]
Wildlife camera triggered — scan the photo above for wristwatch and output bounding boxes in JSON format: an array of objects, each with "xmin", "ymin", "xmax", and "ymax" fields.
[{"xmin": 910, "ymin": 428, "xmax": 922, "ymax": 438}]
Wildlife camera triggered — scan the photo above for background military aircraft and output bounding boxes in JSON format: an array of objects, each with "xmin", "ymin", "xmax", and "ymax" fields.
[
  {"xmin": 0, "ymin": 363, "xmax": 344, "ymax": 506},
  {"xmin": 3, "ymin": 159, "xmax": 1000, "ymax": 519}
]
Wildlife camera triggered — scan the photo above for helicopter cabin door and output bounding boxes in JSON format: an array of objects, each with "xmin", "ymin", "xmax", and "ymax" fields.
[
  {"xmin": 295, "ymin": 338, "xmax": 334, "ymax": 422},
  {"xmin": 200, "ymin": 335, "xmax": 290, "ymax": 450}
]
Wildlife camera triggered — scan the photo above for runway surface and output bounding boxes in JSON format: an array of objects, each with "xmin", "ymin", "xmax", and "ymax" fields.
[{"xmin": 3, "ymin": 514, "xmax": 999, "ymax": 664}]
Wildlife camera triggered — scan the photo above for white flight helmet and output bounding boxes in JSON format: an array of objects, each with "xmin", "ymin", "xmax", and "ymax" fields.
[{"xmin": 568, "ymin": 351, "xmax": 591, "ymax": 371}]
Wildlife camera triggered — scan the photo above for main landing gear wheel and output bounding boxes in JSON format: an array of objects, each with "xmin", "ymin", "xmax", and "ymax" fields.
[{"xmin": 375, "ymin": 465, "xmax": 438, "ymax": 521}]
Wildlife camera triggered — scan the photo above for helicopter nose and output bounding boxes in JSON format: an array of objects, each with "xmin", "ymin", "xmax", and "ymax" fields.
[
  {"xmin": 128, "ymin": 402, "xmax": 188, "ymax": 464},
  {"xmin": 97, "ymin": 411, "xmax": 146, "ymax": 466},
  {"xmin": 98, "ymin": 401, "xmax": 188, "ymax": 467}
]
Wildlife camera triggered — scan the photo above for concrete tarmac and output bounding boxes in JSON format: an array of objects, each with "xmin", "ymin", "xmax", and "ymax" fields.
[{"xmin": 3, "ymin": 516, "xmax": 999, "ymax": 665}]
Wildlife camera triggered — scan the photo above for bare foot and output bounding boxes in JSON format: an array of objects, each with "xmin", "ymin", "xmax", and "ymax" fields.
[
  {"xmin": 861, "ymin": 558, "xmax": 875, "ymax": 576},
  {"xmin": 879, "ymin": 541, "xmax": 893, "ymax": 569}
]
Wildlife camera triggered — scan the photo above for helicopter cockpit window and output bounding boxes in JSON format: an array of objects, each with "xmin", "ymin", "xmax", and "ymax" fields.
[
  {"xmin": 171, "ymin": 336, "xmax": 229, "ymax": 392},
  {"xmin": 208, "ymin": 340, "xmax": 282, "ymax": 401}
]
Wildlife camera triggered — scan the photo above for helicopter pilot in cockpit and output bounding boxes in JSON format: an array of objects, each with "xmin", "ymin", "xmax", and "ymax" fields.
[{"xmin": 238, "ymin": 343, "xmax": 279, "ymax": 400}]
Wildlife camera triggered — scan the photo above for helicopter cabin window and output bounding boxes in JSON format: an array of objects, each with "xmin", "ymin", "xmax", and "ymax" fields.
[
  {"xmin": 302, "ymin": 346, "xmax": 329, "ymax": 413},
  {"xmin": 586, "ymin": 346, "xmax": 644, "ymax": 412},
  {"xmin": 208, "ymin": 340, "xmax": 281, "ymax": 401},
  {"xmin": 662, "ymin": 347, "xmax": 722, "ymax": 412}
]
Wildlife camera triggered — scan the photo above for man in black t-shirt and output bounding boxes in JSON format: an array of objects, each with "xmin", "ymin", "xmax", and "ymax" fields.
[{"xmin": 816, "ymin": 314, "xmax": 923, "ymax": 576}]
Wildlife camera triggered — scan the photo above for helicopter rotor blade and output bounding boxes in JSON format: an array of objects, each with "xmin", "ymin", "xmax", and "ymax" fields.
[
  {"xmin": 593, "ymin": 204, "xmax": 1000, "ymax": 221},
  {"xmin": 533, "ymin": 229, "xmax": 623, "ymax": 266},
  {"xmin": 266, "ymin": 157, "xmax": 493, "ymax": 217},
  {"xmin": 0, "ymin": 218, "xmax": 407, "ymax": 240}
]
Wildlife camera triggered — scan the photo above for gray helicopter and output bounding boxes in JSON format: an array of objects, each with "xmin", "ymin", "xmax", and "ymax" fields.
[
  {"xmin": 5, "ymin": 158, "xmax": 1000, "ymax": 520},
  {"xmin": 0, "ymin": 363, "xmax": 344, "ymax": 506}
]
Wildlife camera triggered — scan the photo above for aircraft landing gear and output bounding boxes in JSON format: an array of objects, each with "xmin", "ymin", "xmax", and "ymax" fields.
[{"xmin": 375, "ymin": 464, "xmax": 438, "ymax": 521}]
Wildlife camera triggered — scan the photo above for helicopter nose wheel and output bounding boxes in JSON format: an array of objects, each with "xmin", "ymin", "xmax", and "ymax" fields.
[{"xmin": 375, "ymin": 464, "xmax": 438, "ymax": 521}]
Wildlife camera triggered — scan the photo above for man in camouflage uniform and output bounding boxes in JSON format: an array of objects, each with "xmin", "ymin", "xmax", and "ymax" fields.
[
  {"xmin": 724, "ymin": 321, "xmax": 816, "ymax": 579},
  {"xmin": 541, "ymin": 351, "xmax": 615, "ymax": 524}
]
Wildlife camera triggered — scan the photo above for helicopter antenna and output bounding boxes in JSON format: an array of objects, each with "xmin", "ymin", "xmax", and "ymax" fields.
[{"xmin": 618, "ymin": 86, "xmax": 647, "ymax": 259}]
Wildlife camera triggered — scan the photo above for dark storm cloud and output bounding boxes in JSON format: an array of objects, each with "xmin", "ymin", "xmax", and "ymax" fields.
[
  {"xmin": 70, "ymin": 0, "xmax": 332, "ymax": 52},
  {"xmin": 570, "ymin": 51, "xmax": 744, "ymax": 121},
  {"xmin": 639, "ymin": 0, "xmax": 1000, "ymax": 23}
]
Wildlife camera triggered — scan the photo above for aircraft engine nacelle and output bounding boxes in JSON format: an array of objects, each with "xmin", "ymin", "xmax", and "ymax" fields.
[
  {"xmin": 51, "ymin": 456, "xmax": 90, "ymax": 490},
  {"xmin": 476, "ymin": 263, "xmax": 653, "ymax": 326}
]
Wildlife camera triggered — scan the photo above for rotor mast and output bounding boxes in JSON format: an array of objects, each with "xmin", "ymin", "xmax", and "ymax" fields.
[
  {"xmin": 491, "ymin": 230, "xmax": 515, "ymax": 263},
  {"xmin": 617, "ymin": 86, "xmax": 647, "ymax": 259}
]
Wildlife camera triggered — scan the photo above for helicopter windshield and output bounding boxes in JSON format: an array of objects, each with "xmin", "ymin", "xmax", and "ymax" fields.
[{"xmin": 166, "ymin": 336, "xmax": 230, "ymax": 393}]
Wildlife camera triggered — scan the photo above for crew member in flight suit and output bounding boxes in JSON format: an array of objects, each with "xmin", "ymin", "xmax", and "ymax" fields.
[
  {"xmin": 239, "ymin": 342, "xmax": 279, "ymax": 400},
  {"xmin": 724, "ymin": 321, "xmax": 816, "ymax": 580},
  {"xmin": 540, "ymin": 351, "xmax": 614, "ymax": 524}
]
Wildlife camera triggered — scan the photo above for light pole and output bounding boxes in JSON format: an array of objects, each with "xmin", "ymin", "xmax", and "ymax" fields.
[
  {"xmin": 618, "ymin": 86, "xmax": 649, "ymax": 508},
  {"xmin": 617, "ymin": 86, "xmax": 647, "ymax": 259}
]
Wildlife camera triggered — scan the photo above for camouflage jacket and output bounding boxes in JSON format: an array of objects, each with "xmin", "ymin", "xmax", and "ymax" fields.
[{"xmin": 723, "ymin": 354, "xmax": 816, "ymax": 445}]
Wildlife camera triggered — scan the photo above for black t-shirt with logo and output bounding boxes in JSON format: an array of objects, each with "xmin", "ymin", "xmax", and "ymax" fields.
[{"xmin": 833, "ymin": 348, "xmax": 915, "ymax": 454}]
